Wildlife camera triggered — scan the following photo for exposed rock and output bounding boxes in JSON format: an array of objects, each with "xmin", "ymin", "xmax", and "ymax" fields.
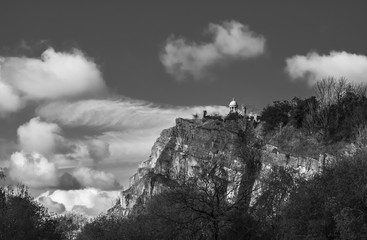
[{"xmin": 116, "ymin": 118, "xmax": 322, "ymax": 216}]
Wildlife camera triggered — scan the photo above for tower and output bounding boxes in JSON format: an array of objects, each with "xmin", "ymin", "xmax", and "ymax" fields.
[{"xmin": 229, "ymin": 98, "xmax": 238, "ymax": 113}]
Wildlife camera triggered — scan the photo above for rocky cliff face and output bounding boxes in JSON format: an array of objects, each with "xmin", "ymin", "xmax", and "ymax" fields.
[{"xmin": 116, "ymin": 117, "xmax": 324, "ymax": 216}]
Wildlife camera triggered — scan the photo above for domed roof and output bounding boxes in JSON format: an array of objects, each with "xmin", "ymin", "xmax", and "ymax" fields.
[{"xmin": 229, "ymin": 98, "xmax": 238, "ymax": 107}]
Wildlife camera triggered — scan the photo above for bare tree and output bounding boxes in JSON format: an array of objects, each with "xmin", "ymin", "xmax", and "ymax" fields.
[
  {"xmin": 146, "ymin": 125, "xmax": 264, "ymax": 240},
  {"xmin": 314, "ymin": 77, "xmax": 349, "ymax": 108}
]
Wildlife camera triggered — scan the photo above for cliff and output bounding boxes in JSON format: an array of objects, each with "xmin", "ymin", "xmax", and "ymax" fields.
[{"xmin": 115, "ymin": 117, "xmax": 326, "ymax": 216}]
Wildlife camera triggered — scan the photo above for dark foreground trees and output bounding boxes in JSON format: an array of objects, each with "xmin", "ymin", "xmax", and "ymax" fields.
[
  {"xmin": 0, "ymin": 184, "xmax": 62, "ymax": 240},
  {"xmin": 262, "ymin": 78, "xmax": 367, "ymax": 144},
  {"xmin": 279, "ymin": 150, "xmax": 367, "ymax": 239},
  {"xmin": 0, "ymin": 171, "xmax": 86, "ymax": 240}
]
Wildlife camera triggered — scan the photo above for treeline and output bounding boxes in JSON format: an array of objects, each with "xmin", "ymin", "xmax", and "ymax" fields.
[{"xmin": 261, "ymin": 78, "xmax": 367, "ymax": 144}]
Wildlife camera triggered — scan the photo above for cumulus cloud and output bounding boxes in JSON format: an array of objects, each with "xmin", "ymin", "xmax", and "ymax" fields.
[
  {"xmin": 0, "ymin": 47, "xmax": 107, "ymax": 116},
  {"xmin": 8, "ymin": 152, "xmax": 59, "ymax": 188},
  {"xmin": 16, "ymin": 116, "xmax": 111, "ymax": 169},
  {"xmin": 0, "ymin": 81, "xmax": 23, "ymax": 117},
  {"xmin": 72, "ymin": 167, "xmax": 120, "ymax": 190},
  {"xmin": 8, "ymin": 150, "xmax": 120, "ymax": 190},
  {"xmin": 17, "ymin": 117, "xmax": 63, "ymax": 156},
  {"xmin": 39, "ymin": 188, "xmax": 120, "ymax": 216},
  {"xmin": 285, "ymin": 51, "xmax": 367, "ymax": 85},
  {"xmin": 51, "ymin": 139, "xmax": 110, "ymax": 169},
  {"xmin": 160, "ymin": 20, "xmax": 266, "ymax": 81},
  {"xmin": 59, "ymin": 172, "xmax": 82, "ymax": 190},
  {"xmin": 85, "ymin": 139, "xmax": 110, "ymax": 163}
]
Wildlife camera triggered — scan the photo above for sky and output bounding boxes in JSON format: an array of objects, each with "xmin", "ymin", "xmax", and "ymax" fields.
[{"xmin": 0, "ymin": 1, "xmax": 366, "ymax": 216}]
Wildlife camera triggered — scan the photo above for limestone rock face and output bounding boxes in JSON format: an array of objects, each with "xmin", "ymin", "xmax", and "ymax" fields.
[{"xmin": 117, "ymin": 118, "xmax": 321, "ymax": 215}]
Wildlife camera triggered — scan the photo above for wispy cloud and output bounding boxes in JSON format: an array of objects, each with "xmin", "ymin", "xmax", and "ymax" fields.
[
  {"xmin": 160, "ymin": 20, "xmax": 266, "ymax": 81},
  {"xmin": 36, "ymin": 98, "xmax": 228, "ymax": 131},
  {"xmin": 37, "ymin": 98, "xmax": 228, "ymax": 162},
  {"xmin": 285, "ymin": 51, "xmax": 367, "ymax": 85}
]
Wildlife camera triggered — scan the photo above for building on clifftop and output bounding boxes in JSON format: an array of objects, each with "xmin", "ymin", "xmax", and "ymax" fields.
[{"xmin": 225, "ymin": 98, "xmax": 245, "ymax": 121}]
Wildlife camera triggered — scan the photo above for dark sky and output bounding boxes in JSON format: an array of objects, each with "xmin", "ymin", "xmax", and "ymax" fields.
[
  {"xmin": 2, "ymin": 1, "xmax": 366, "ymax": 108},
  {"xmin": 0, "ymin": 1, "xmax": 366, "ymax": 216}
]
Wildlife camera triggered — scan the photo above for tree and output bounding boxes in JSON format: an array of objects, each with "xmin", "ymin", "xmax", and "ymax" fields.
[
  {"xmin": 250, "ymin": 166, "xmax": 300, "ymax": 238},
  {"xmin": 261, "ymin": 100, "xmax": 293, "ymax": 132},
  {"xmin": 290, "ymin": 96, "xmax": 318, "ymax": 130},
  {"xmin": 0, "ymin": 171, "xmax": 63, "ymax": 240},
  {"xmin": 279, "ymin": 150, "xmax": 367, "ymax": 239},
  {"xmin": 140, "ymin": 123, "xmax": 264, "ymax": 240},
  {"xmin": 77, "ymin": 215, "xmax": 128, "ymax": 240},
  {"xmin": 0, "ymin": 185, "xmax": 62, "ymax": 240},
  {"xmin": 55, "ymin": 212, "xmax": 88, "ymax": 240}
]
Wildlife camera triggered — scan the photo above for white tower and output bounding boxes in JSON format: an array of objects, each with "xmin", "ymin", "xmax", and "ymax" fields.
[{"xmin": 229, "ymin": 98, "xmax": 238, "ymax": 113}]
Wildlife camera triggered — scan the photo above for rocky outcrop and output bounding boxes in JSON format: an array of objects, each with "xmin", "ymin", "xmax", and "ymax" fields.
[{"xmin": 117, "ymin": 118, "xmax": 324, "ymax": 215}]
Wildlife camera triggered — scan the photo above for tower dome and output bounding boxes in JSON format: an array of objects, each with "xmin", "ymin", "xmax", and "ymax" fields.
[
  {"xmin": 229, "ymin": 98, "xmax": 238, "ymax": 113},
  {"xmin": 229, "ymin": 99, "xmax": 238, "ymax": 107}
]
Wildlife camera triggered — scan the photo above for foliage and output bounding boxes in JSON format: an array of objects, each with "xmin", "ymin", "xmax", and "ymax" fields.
[
  {"xmin": 279, "ymin": 150, "xmax": 367, "ymax": 239},
  {"xmin": 205, "ymin": 113, "xmax": 223, "ymax": 121},
  {"xmin": 145, "ymin": 157, "xmax": 247, "ymax": 240},
  {"xmin": 77, "ymin": 215, "xmax": 128, "ymax": 240},
  {"xmin": 55, "ymin": 212, "xmax": 88, "ymax": 240},
  {"xmin": 261, "ymin": 100, "xmax": 292, "ymax": 132},
  {"xmin": 0, "ymin": 184, "xmax": 63, "ymax": 240},
  {"xmin": 263, "ymin": 78, "xmax": 367, "ymax": 145}
]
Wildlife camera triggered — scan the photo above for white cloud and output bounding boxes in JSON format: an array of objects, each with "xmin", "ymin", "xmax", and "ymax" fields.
[
  {"xmin": 51, "ymin": 139, "xmax": 110, "ymax": 169},
  {"xmin": 17, "ymin": 117, "xmax": 63, "ymax": 156},
  {"xmin": 0, "ymin": 81, "xmax": 23, "ymax": 117},
  {"xmin": 72, "ymin": 167, "xmax": 120, "ymax": 190},
  {"xmin": 8, "ymin": 152, "xmax": 59, "ymax": 188},
  {"xmin": 16, "ymin": 117, "xmax": 111, "ymax": 169},
  {"xmin": 85, "ymin": 139, "xmax": 110, "ymax": 163},
  {"xmin": 0, "ymin": 48, "xmax": 107, "ymax": 116},
  {"xmin": 8, "ymin": 150, "xmax": 120, "ymax": 191},
  {"xmin": 160, "ymin": 20, "xmax": 266, "ymax": 81},
  {"xmin": 36, "ymin": 99, "xmax": 228, "ymax": 131},
  {"xmin": 285, "ymin": 51, "xmax": 367, "ymax": 85},
  {"xmin": 39, "ymin": 188, "xmax": 120, "ymax": 216}
]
